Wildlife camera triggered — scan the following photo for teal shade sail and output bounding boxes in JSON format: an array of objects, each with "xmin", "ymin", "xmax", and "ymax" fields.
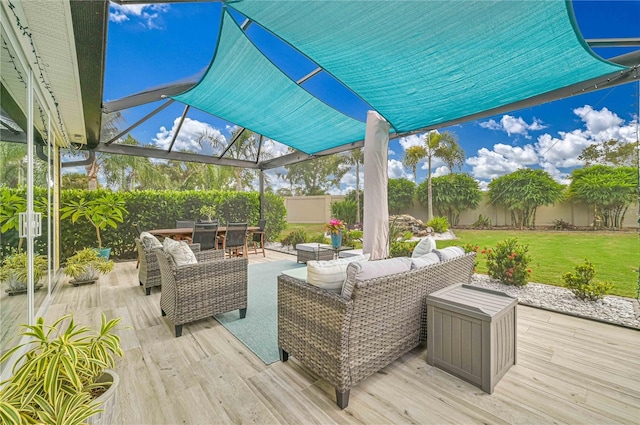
[
  {"xmin": 229, "ymin": 0, "xmax": 627, "ymax": 134},
  {"xmin": 173, "ymin": 11, "xmax": 366, "ymax": 154}
]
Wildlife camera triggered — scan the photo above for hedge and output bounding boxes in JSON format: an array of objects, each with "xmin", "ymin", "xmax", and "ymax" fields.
[{"xmin": 1, "ymin": 188, "xmax": 287, "ymax": 262}]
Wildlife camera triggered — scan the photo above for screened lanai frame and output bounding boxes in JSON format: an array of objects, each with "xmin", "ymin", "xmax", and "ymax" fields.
[{"xmin": 96, "ymin": 0, "xmax": 640, "ymax": 171}]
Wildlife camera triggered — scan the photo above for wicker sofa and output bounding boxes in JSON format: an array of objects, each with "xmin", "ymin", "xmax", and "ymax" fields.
[
  {"xmin": 277, "ymin": 252, "xmax": 476, "ymax": 409},
  {"xmin": 135, "ymin": 238, "xmax": 200, "ymax": 295},
  {"xmin": 155, "ymin": 249, "xmax": 248, "ymax": 337}
]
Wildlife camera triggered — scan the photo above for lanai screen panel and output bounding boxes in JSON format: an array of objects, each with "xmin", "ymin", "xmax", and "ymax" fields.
[
  {"xmin": 173, "ymin": 11, "xmax": 366, "ymax": 155},
  {"xmin": 230, "ymin": 0, "xmax": 627, "ymax": 134}
]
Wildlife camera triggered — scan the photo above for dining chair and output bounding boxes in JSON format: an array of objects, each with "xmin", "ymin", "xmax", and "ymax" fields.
[
  {"xmin": 250, "ymin": 219, "xmax": 266, "ymax": 257},
  {"xmin": 191, "ymin": 221, "xmax": 220, "ymax": 251},
  {"xmin": 224, "ymin": 222, "xmax": 248, "ymax": 257}
]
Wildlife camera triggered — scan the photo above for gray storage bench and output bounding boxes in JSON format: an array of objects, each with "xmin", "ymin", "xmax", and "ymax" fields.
[{"xmin": 426, "ymin": 284, "xmax": 517, "ymax": 394}]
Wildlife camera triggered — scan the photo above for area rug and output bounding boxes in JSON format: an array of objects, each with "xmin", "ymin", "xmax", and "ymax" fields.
[{"xmin": 214, "ymin": 259, "xmax": 304, "ymax": 364}]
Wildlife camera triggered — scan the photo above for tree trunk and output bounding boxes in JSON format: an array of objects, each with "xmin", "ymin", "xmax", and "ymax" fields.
[
  {"xmin": 427, "ymin": 156, "xmax": 433, "ymax": 221},
  {"xmin": 86, "ymin": 158, "xmax": 99, "ymax": 191},
  {"xmin": 235, "ymin": 168, "xmax": 243, "ymax": 191},
  {"xmin": 355, "ymin": 161, "xmax": 360, "ymax": 224}
]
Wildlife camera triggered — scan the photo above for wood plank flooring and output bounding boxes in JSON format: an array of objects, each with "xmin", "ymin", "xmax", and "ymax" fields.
[{"xmin": 41, "ymin": 250, "xmax": 640, "ymax": 424}]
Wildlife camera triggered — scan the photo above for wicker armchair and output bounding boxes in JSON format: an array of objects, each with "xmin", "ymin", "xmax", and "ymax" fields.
[
  {"xmin": 135, "ymin": 238, "xmax": 200, "ymax": 295},
  {"xmin": 277, "ymin": 252, "xmax": 476, "ymax": 409},
  {"xmin": 155, "ymin": 249, "xmax": 248, "ymax": 337}
]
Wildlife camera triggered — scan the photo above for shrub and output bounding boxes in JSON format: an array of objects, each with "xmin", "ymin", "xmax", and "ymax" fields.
[
  {"xmin": 562, "ymin": 259, "xmax": 613, "ymax": 301},
  {"xmin": 330, "ymin": 199, "xmax": 357, "ymax": 225},
  {"xmin": 307, "ymin": 233, "xmax": 328, "ymax": 244},
  {"xmin": 462, "ymin": 243, "xmax": 479, "ymax": 254},
  {"xmin": 341, "ymin": 230, "xmax": 362, "ymax": 248},
  {"xmin": 485, "ymin": 238, "xmax": 532, "ymax": 286},
  {"xmin": 389, "ymin": 241, "xmax": 418, "ymax": 258},
  {"xmin": 427, "ymin": 216, "xmax": 449, "ymax": 233},
  {"xmin": 281, "ymin": 230, "xmax": 306, "ymax": 247},
  {"xmin": 552, "ymin": 218, "xmax": 574, "ymax": 230},
  {"xmin": 472, "ymin": 214, "xmax": 491, "ymax": 229}
]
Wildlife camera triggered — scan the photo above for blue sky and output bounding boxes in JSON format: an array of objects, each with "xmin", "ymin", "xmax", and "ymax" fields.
[{"xmin": 103, "ymin": 1, "xmax": 640, "ymax": 193}]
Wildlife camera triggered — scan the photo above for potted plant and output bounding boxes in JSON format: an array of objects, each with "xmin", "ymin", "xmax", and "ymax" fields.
[
  {"xmin": 0, "ymin": 313, "xmax": 123, "ymax": 425},
  {"xmin": 325, "ymin": 218, "xmax": 346, "ymax": 249},
  {"xmin": 199, "ymin": 205, "xmax": 217, "ymax": 222},
  {"xmin": 64, "ymin": 248, "xmax": 114, "ymax": 286},
  {"xmin": 0, "ymin": 252, "xmax": 47, "ymax": 295},
  {"xmin": 60, "ymin": 192, "xmax": 128, "ymax": 259}
]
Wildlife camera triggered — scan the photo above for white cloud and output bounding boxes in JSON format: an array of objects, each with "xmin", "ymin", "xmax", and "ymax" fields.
[
  {"xmin": 388, "ymin": 159, "xmax": 411, "ymax": 180},
  {"xmin": 153, "ymin": 117, "xmax": 225, "ymax": 153},
  {"xmin": 432, "ymin": 166, "xmax": 449, "ymax": 178},
  {"xmin": 388, "ymin": 149, "xmax": 395, "ymax": 156},
  {"xmin": 109, "ymin": 3, "xmax": 169, "ymax": 29},
  {"xmin": 574, "ymin": 106, "xmax": 622, "ymax": 136},
  {"xmin": 536, "ymin": 131, "xmax": 589, "ymax": 168},
  {"xmin": 398, "ymin": 134, "xmax": 423, "ymax": 150},
  {"xmin": 493, "ymin": 143, "xmax": 538, "ymax": 165},
  {"xmin": 466, "ymin": 147, "xmax": 523, "ymax": 180},
  {"xmin": 479, "ymin": 115, "xmax": 546, "ymax": 139}
]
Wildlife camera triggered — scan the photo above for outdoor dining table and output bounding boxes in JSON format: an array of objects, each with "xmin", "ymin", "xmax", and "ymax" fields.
[{"xmin": 149, "ymin": 226, "xmax": 260, "ymax": 239}]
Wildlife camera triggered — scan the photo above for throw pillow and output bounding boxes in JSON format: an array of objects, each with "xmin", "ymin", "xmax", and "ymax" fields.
[
  {"xmin": 411, "ymin": 236, "xmax": 436, "ymax": 258},
  {"xmin": 432, "ymin": 246, "xmax": 465, "ymax": 262},
  {"xmin": 163, "ymin": 238, "xmax": 197, "ymax": 266},
  {"xmin": 411, "ymin": 252, "xmax": 440, "ymax": 269},
  {"xmin": 306, "ymin": 254, "xmax": 370, "ymax": 292},
  {"xmin": 341, "ymin": 257, "xmax": 412, "ymax": 299},
  {"xmin": 140, "ymin": 231, "xmax": 162, "ymax": 249}
]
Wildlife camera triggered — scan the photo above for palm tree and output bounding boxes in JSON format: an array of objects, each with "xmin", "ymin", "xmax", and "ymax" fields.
[
  {"xmin": 403, "ymin": 145, "xmax": 427, "ymax": 183},
  {"xmin": 344, "ymin": 148, "xmax": 364, "ymax": 223},
  {"xmin": 423, "ymin": 131, "xmax": 465, "ymax": 220},
  {"xmin": 403, "ymin": 131, "xmax": 465, "ymax": 220}
]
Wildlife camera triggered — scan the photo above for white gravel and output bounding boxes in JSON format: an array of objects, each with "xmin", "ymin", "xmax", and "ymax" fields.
[{"xmin": 470, "ymin": 274, "xmax": 640, "ymax": 329}]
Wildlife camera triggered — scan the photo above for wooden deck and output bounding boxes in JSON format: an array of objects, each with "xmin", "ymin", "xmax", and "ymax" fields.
[{"xmin": 43, "ymin": 249, "xmax": 640, "ymax": 424}]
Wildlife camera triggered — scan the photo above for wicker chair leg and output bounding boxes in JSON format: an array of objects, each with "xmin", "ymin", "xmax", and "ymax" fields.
[
  {"xmin": 145, "ymin": 287, "xmax": 151, "ymax": 296},
  {"xmin": 279, "ymin": 348, "xmax": 289, "ymax": 362},
  {"xmin": 161, "ymin": 309, "xmax": 166, "ymax": 316},
  {"xmin": 139, "ymin": 280, "xmax": 143, "ymax": 286},
  {"xmin": 239, "ymin": 308, "xmax": 247, "ymax": 319},
  {"xmin": 336, "ymin": 389, "xmax": 350, "ymax": 410},
  {"xmin": 175, "ymin": 325, "xmax": 183, "ymax": 337}
]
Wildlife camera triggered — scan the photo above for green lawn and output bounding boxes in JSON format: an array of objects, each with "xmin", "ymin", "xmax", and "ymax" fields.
[
  {"xmin": 285, "ymin": 224, "xmax": 639, "ymax": 298},
  {"xmin": 437, "ymin": 230, "xmax": 639, "ymax": 298}
]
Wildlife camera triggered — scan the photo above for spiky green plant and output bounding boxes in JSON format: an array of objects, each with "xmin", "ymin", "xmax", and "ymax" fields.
[
  {"xmin": 64, "ymin": 248, "xmax": 114, "ymax": 282},
  {"xmin": 0, "ymin": 313, "xmax": 123, "ymax": 425},
  {"xmin": 0, "ymin": 253, "xmax": 48, "ymax": 292}
]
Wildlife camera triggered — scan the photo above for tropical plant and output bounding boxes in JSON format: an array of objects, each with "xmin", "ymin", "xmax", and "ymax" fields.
[
  {"xmin": 488, "ymin": 168, "xmax": 564, "ymax": 229},
  {"xmin": 420, "ymin": 173, "xmax": 481, "ymax": 226},
  {"xmin": 484, "ymin": 238, "xmax": 532, "ymax": 287},
  {"xmin": 568, "ymin": 165, "xmax": 636, "ymax": 229},
  {"xmin": 427, "ymin": 216, "xmax": 449, "ymax": 233},
  {"xmin": 562, "ymin": 259, "xmax": 613, "ymax": 301},
  {"xmin": 389, "ymin": 240, "xmax": 419, "ymax": 258},
  {"xmin": 388, "ymin": 178, "xmax": 415, "ymax": 214},
  {"xmin": 280, "ymin": 230, "xmax": 307, "ymax": 248},
  {"xmin": 64, "ymin": 248, "xmax": 114, "ymax": 283},
  {"xmin": 325, "ymin": 218, "xmax": 346, "ymax": 235},
  {"xmin": 60, "ymin": 191, "xmax": 128, "ymax": 249},
  {"xmin": 0, "ymin": 313, "xmax": 123, "ymax": 425},
  {"xmin": 0, "ymin": 252, "xmax": 48, "ymax": 293},
  {"xmin": 578, "ymin": 138, "xmax": 637, "ymax": 167}
]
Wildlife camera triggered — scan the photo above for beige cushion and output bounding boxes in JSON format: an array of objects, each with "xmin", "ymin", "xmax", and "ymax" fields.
[
  {"xmin": 341, "ymin": 257, "xmax": 413, "ymax": 299},
  {"xmin": 140, "ymin": 231, "xmax": 162, "ymax": 249},
  {"xmin": 411, "ymin": 236, "xmax": 436, "ymax": 258},
  {"xmin": 432, "ymin": 246, "xmax": 465, "ymax": 261},
  {"xmin": 163, "ymin": 238, "xmax": 197, "ymax": 266},
  {"xmin": 306, "ymin": 254, "xmax": 371, "ymax": 292},
  {"xmin": 411, "ymin": 252, "xmax": 440, "ymax": 269}
]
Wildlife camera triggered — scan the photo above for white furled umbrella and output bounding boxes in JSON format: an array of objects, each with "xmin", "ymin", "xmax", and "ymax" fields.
[{"xmin": 363, "ymin": 111, "xmax": 390, "ymax": 260}]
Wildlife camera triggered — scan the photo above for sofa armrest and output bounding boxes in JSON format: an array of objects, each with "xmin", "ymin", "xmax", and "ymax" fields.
[{"xmin": 277, "ymin": 274, "xmax": 353, "ymax": 389}]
